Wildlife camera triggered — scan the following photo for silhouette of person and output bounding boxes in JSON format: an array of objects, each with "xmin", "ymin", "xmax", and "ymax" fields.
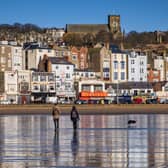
[
  {"xmin": 70, "ymin": 105, "xmax": 80, "ymax": 130},
  {"xmin": 71, "ymin": 130, "xmax": 79, "ymax": 162},
  {"xmin": 52, "ymin": 103, "xmax": 61, "ymax": 131}
]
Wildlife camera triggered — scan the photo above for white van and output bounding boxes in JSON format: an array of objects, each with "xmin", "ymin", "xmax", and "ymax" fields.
[{"xmin": 46, "ymin": 97, "xmax": 57, "ymax": 104}]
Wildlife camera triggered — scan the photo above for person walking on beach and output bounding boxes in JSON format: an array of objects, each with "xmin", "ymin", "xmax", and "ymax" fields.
[
  {"xmin": 52, "ymin": 103, "xmax": 61, "ymax": 131},
  {"xmin": 70, "ymin": 105, "xmax": 80, "ymax": 130}
]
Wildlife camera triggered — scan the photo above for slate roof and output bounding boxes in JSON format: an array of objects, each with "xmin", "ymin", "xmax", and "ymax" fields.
[
  {"xmin": 48, "ymin": 57, "xmax": 74, "ymax": 65},
  {"xmin": 109, "ymin": 44, "xmax": 126, "ymax": 54},
  {"xmin": 66, "ymin": 24, "xmax": 109, "ymax": 33}
]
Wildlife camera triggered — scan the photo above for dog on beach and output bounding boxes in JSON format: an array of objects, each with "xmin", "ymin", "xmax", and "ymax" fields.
[{"xmin": 128, "ymin": 120, "xmax": 136, "ymax": 124}]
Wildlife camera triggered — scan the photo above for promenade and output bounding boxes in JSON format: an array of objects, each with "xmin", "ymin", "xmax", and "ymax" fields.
[{"xmin": 0, "ymin": 104, "xmax": 168, "ymax": 115}]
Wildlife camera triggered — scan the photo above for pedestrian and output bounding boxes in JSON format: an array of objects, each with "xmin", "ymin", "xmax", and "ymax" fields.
[
  {"xmin": 70, "ymin": 105, "xmax": 80, "ymax": 130},
  {"xmin": 52, "ymin": 103, "xmax": 61, "ymax": 131}
]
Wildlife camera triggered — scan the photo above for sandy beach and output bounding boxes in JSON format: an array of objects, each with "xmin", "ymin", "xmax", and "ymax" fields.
[{"xmin": 0, "ymin": 104, "xmax": 168, "ymax": 115}]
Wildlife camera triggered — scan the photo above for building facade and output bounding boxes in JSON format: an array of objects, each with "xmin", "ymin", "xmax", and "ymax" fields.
[
  {"xmin": 23, "ymin": 43, "xmax": 56, "ymax": 70},
  {"xmin": 0, "ymin": 41, "xmax": 23, "ymax": 71},
  {"xmin": 128, "ymin": 51, "xmax": 147, "ymax": 82},
  {"xmin": 110, "ymin": 46, "xmax": 127, "ymax": 83}
]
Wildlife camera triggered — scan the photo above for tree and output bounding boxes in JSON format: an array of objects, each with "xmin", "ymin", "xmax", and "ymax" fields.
[
  {"xmin": 63, "ymin": 33, "xmax": 83, "ymax": 46},
  {"xmin": 83, "ymin": 33, "xmax": 96, "ymax": 47}
]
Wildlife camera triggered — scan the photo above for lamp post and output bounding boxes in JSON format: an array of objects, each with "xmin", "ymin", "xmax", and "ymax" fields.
[{"xmin": 117, "ymin": 80, "xmax": 119, "ymax": 104}]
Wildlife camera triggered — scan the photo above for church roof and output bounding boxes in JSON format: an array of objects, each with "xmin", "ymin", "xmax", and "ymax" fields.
[{"xmin": 66, "ymin": 24, "xmax": 109, "ymax": 33}]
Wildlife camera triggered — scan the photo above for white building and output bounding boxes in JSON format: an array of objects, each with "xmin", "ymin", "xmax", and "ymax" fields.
[
  {"xmin": 128, "ymin": 51, "xmax": 147, "ymax": 82},
  {"xmin": 23, "ymin": 43, "xmax": 56, "ymax": 70},
  {"xmin": 12, "ymin": 45, "xmax": 23, "ymax": 71},
  {"xmin": 110, "ymin": 45, "xmax": 128, "ymax": 83},
  {"xmin": 0, "ymin": 41, "xmax": 23, "ymax": 71},
  {"xmin": 154, "ymin": 56, "xmax": 165, "ymax": 81},
  {"xmin": 30, "ymin": 71, "xmax": 56, "ymax": 103},
  {"xmin": 74, "ymin": 69, "xmax": 96, "ymax": 81},
  {"xmin": 49, "ymin": 57, "xmax": 75, "ymax": 101},
  {"xmin": 4, "ymin": 70, "xmax": 31, "ymax": 104}
]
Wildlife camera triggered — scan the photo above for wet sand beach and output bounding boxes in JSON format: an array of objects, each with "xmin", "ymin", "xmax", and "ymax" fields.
[{"xmin": 0, "ymin": 104, "xmax": 168, "ymax": 115}]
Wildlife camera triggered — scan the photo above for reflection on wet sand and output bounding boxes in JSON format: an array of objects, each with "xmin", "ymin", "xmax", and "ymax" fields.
[
  {"xmin": 0, "ymin": 114, "xmax": 168, "ymax": 167},
  {"xmin": 53, "ymin": 130, "xmax": 60, "ymax": 165}
]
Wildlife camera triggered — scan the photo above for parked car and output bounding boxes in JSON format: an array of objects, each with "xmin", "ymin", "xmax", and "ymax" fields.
[
  {"xmin": 159, "ymin": 98, "xmax": 168, "ymax": 104},
  {"xmin": 58, "ymin": 99, "xmax": 71, "ymax": 104},
  {"xmin": 0, "ymin": 100, "xmax": 10, "ymax": 104},
  {"xmin": 133, "ymin": 97, "xmax": 144, "ymax": 104},
  {"xmin": 114, "ymin": 96, "xmax": 132, "ymax": 104},
  {"xmin": 74, "ymin": 99, "xmax": 88, "ymax": 104},
  {"xmin": 146, "ymin": 98, "xmax": 158, "ymax": 104},
  {"xmin": 46, "ymin": 97, "xmax": 57, "ymax": 104}
]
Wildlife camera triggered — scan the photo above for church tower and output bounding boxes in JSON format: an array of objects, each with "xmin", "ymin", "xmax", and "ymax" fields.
[{"xmin": 108, "ymin": 15, "xmax": 121, "ymax": 34}]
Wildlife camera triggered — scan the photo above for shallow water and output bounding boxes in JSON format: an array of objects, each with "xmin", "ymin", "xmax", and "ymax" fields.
[{"xmin": 0, "ymin": 114, "xmax": 168, "ymax": 168}]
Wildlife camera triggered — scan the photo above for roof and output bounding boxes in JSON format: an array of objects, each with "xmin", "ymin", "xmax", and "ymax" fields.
[
  {"xmin": 48, "ymin": 57, "xmax": 74, "ymax": 65},
  {"xmin": 66, "ymin": 24, "xmax": 109, "ymax": 33},
  {"xmin": 74, "ymin": 68, "xmax": 95, "ymax": 72},
  {"xmin": 110, "ymin": 44, "xmax": 126, "ymax": 54}
]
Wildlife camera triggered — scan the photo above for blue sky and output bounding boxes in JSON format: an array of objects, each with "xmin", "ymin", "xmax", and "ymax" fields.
[{"xmin": 0, "ymin": 0, "xmax": 167, "ymax": 33}]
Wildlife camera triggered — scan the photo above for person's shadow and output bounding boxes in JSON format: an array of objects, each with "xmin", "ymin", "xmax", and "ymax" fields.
[
  {"xmin": 71, "ymin": 130, "xmax": 79, "ymax": 162},
  {"xmin": 53, "ymin": 130, "xmax": 60, "ymax": 165}
]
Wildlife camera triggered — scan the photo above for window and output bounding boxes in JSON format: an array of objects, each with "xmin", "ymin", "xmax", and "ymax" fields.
[
  {"xmin": 66, "ymin": 73, "xmax": 70, "ymax": 78},
  {"xmin": 49, "ymin": 85, "xmax": 55, "ymax": 90},
  {"xmin": 140, "ymin": 68, "xmax": 144, "ymax": 73},
  {"xmin": 56, "ymin": 51, "xmax": 59, "ymax": 56},
  {"xmin": 114, "ymin": 61, "xmax": 118, "ymax": 69},
  {"xmin": 114, "ymin": 72, "xmax": 118, "ymax": 80},
  {"xmin": 131, "ymin": 68, "xmax": 135, "ymax": 73},
  {"xmin": 90, "ymin": 73, "xmax": 94, "ymax": 77},
  {"xmin": 40, "ymin": 85, "xmax": 46, "ymax": 92},
  {"xmin": 120, "ymin": 61, "xmax": 125, "ymax": 69},
  {"xmin": 33, "ymin": 85, "xmax": 39, "ymax": 90},
  {"xmin": 121, "ymin": 72, "xmax": 125, "ymax": 80},
  {"xmin": 56, "ymin": 83, "xmax": 60, "ymax": 88},
  {"xmin": 72, "ymin": 55, "xmax": 77, "ymax": 60},
  {"xmin": 140, "ymin": 61, "xmax": 144, "ymax": 65},
  {"xmin": 82, "ymin": 85, "xmax": 90, "ymax": 91},
  {"xmin": 131, "ymin": 77, "xmax": 134, "ymax": 81},
  {"xmin": 94, "ymin": 85, "xmax": 103, "ymax": 91},
  {"xmin": 131, "ymin": 60, "xmax": 135, "ymax": 64},
  {"xmin": 65, "ymin": 82, "xmax": 71, "ymax": 90},
  {"xmin": 40, "ymin": 75, "xmax": 46, "ymax": 81},
  {"xmin": 103, "ymin": 72, "xmax": 110, "ymax": 80},
  {"xmin": 114, "ymin": 55, "xmax": 117, "ymax": 59},
  {"xmin": 48, "ymin": 75, "xmax": 54, "ymax": 81},
  {"xmin": 32, "ymin": 75, "xmax": 38, "ymax": 81}
]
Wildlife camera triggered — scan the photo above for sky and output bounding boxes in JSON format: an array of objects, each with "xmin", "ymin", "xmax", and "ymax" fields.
[{"xmin": 0, "ymin": 0, "xmax": 167, "ymax": 33}]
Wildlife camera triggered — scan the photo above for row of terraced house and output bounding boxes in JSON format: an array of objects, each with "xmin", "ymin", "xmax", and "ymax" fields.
[{"xmin": 0, "ymin": 40, "xmax": 168, "ymax": 104}]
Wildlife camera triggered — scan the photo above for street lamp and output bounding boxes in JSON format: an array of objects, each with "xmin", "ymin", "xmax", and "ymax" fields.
[{"xmin": 117, "ymin": 80, "xmax": 119, "ymax": 104}]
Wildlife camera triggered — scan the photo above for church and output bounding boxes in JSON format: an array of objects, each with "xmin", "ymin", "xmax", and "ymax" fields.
[{"xmin": 66, "ymin": 15, "xmax": 121, "ymax": 35}]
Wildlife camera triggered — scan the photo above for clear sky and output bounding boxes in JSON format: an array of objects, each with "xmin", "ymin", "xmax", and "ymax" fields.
[{"xmin": 0, "ymin": 0, "xmax": 167, "ymax": 33}]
